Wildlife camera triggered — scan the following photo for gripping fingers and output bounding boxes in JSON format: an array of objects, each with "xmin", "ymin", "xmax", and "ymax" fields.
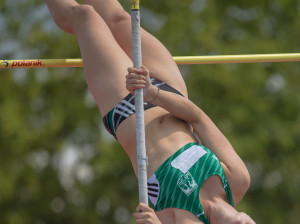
[
  {"xmin": 126, "ymin": 73, "xmax": 146, "ymax": 83},
  {"xmin": 126, "ymin": 72, "xmax": 146, "ymax": 81},
  {"xmin": 126, "ymin": 74, "xmax": 146, "ymax": 94},
  {"xmin": 126, "ymin": 66, "xmax": 153, "ymax": 98},
  {"xmin": 127, "ymin": 66, "xmax": 149, "ymax": 77},
  {"xmin": 136, "ymin": 203, "xmax": 150, "ymax": 212},
  {"xmin": 134, "ymin": 203, "xmax": 161, "ymax": 224}
]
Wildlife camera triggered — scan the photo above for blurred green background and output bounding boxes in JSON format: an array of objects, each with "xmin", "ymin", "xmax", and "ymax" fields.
[{"xmin": 0, "ymin": 0, "xmax": 299, "ymax": 223}]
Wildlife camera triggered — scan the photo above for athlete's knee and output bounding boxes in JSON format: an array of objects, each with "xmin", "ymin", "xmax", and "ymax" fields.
[
  {"xmin": 68, "ymin": 4, "xmax": 104, "ymax": 31},
  {"xmin": 108, "ymin": 8, "xmax": 130, "ymax": 28},
  {"xmin": 70, "ymin": 4, "xmax": 97, "ymax": 22},
  {"xmin": 47, "ymin": 5, "xmax": 75, "ymax": 33}
]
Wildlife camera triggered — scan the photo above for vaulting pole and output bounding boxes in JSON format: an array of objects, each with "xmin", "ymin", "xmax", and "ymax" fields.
[
  {"xmin": 130, "ymin": 0, "xmax": 148, "ymax": 205},
  {"xmin": 1, "ymin": 53, "xmax": 299, "ymax": 69}
]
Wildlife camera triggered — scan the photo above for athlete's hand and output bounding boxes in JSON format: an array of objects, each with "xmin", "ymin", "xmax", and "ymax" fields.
[
  {"xmin": 126, "ymin": 66, "xmax": 158, "ymax": 103},
  {"xmin": 133, "ymin": 203, "xmax": 162, "ymax": 224}
]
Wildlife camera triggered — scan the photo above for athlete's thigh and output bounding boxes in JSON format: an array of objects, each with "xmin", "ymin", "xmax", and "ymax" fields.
[
  {"xmin": 109, "ymin": 10, "xmax": 187, "ymax": 95},
  {"xmin": 110, "ymin": 12, "xmax": 188, "ymax": 96},
  {"xmin": 156, "ymin": 208, "xmax": 203, "ymax": 224},
  {"xmin": 156, "ymin": 208, "xmax": 175, "ymax": 224},
  {"xmin": 71, "ymin": 5, "xmax": 132, "ymax": 116},
  {"xmin": 174, "ymin": 208, "xmax": 203, "ymax": 224},
  {"xmin": 81, "ymin": 1, "xmax": 187, "ymax": 96}
]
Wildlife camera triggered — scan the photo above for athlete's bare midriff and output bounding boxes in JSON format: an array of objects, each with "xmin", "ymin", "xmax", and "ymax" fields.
[{"xmin": 116, "ymin": 106, "xmax": 197, "ymax": 177}]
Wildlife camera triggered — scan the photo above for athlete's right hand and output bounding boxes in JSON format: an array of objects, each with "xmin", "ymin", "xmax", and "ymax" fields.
[
  {"xmin": 133, "ymin": 203, "xmax": 162, "ymax": 224},
  {"xmin": 126, "ymin": 66, "xmax": 158, "ymax": 103}
]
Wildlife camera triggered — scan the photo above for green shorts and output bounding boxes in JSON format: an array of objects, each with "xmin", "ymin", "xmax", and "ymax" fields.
[{"xmin": 147, "ymin": 142, "xmax": 234, "ymax": 224}]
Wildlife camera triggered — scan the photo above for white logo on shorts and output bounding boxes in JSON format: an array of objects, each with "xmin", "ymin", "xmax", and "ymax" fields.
[{"xmin": 177, "ymin": 172, "xmax": 198, "ymax": 196}]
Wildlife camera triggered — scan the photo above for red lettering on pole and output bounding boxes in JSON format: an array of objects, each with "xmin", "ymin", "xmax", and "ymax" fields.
[
  {"xmin": 12, "ymin": 61, "xmax": 18, "ymax": 67},
  {"xmin": 11, "ymin": 60, "xmax": 44, "ymax": 68}
]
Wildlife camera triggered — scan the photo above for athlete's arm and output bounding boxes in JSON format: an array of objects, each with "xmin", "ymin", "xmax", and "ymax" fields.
[
  {"xmin": 126, "ymin": 66, "xmax": 245, "ymax": 173},
  {"xmin": 127, "ymin": 65, "xmax": 251, "ymax": 206}
]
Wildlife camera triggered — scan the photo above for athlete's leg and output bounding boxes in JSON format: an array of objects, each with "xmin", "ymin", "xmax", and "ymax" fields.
[
  {"xmin": 45, "ymin": 0, "xmax": 132, "ymax": 115},
  {"xmin": 156, "ymin": 208, "xmax": 203, "ymax": 224},
  {"xmin": 198, "ymin": 176, "xmax": 255, "ymax": 223},
  {"xmin": 44, "ymin": 0, "xmax": 77, "ymax": 33},
  {"xmin": 81, "ymin": 0, "xmax": 188, "ymax": 96}
]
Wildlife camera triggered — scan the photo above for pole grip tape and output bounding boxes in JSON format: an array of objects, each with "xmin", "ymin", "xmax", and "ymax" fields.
[{"xmin": 130, "ymin": 0, "xmax": 148, "ymax": 205}]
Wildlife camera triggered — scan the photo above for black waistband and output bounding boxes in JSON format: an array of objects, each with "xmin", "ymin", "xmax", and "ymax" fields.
[{"xmin": 102, "ymin": 78, "xmax": 183, "ymax": 139}]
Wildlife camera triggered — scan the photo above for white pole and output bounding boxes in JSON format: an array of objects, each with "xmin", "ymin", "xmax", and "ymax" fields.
[{"xmin": 130, "ymin": 0, "xmax": 148, "ymax": 205}]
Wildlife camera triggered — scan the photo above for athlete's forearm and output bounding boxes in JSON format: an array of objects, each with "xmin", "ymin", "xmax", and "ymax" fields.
[
  {"xmin": 127, "ymin": 68, "xmax": 244, "ymax": 181},
  {"xmin": 151, "ymin": 89, "xmax": 234, "ymax": 154},
  {"xmin": 150, "ymin": 88, "xmax": 199, "ymax": 124},
  {"xmin": 126, "ymin": 65, "xmax": 233, "ymax": 153}
]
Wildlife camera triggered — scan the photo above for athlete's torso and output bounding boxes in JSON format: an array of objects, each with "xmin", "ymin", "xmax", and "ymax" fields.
[{"xmin": 116, "ymin": 106, "xmax": 197, "ymax": 177}]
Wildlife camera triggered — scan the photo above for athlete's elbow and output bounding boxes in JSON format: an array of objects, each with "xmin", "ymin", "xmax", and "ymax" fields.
[
  {"xmin": 237, "ymin": 166, "xmax": 251, "ymax": 198},
  {"xmin": 241, "ymin": 169, "xmax": 251, "ymax": 194}
]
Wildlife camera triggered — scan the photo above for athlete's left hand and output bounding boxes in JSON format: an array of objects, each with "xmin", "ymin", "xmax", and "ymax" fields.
[{"xmin": 133, "ymin": 203, "xmax": 162, "ymax": 224}]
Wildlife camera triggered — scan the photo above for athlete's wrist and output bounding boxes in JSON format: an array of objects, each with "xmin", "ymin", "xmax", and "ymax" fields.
[{"xmin": 144, "ymin": 85, "xmax": 159, "ymax": 103}]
